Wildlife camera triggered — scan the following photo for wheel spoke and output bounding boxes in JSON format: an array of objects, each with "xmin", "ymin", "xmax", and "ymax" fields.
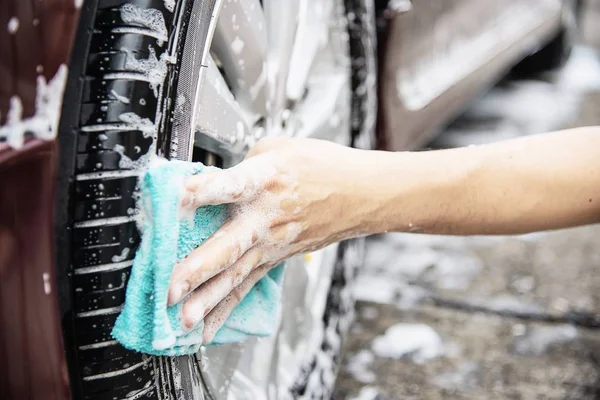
[
  {"xmin": 286, "ymin": 0, "xmax": 334, "ymax": 101},
  {"xmin": 194, "ymin": 56, "xmax": 252, "ymax": 160},
  {"xmin": 263, "ymin": 0, "xmax": 301, "ymax": 123},
  {"xmin": 211, "ymin": 0, "xmax": 268, "ymax": 117},
  {"xmin": 291, "ymin": 71, "xmax": 350, "ymax": 144}
]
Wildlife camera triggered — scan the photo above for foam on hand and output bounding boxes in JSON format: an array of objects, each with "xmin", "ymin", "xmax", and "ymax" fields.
[{"xmin": 111, "ymin": 160, "xmax": 286, "ymax": 356}]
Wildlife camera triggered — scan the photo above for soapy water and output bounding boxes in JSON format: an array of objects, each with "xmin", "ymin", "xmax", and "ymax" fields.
[
  {"xmin": 163, "ymin": 0, "xmax": 175, "ymax": 13},
  {"xmin": 110, "ymin": 89, "xmax": 131, "ymax": 104},
  {"xmin": 512, "ymin": 324, "xmax": 578, "ymax": 356},
  {"xmin": 346, "ymin": 349, "xmax": 375, "ymax": 384},
  {"xmin": 371, "ymin": 323, "xmax": 445, "ymax": 364},
  {"xmin": 231, "ymin": 36, "xmax": 245, "ymax": 55},
  {"xmin": 348, "ymin": 386, "xmax": 380, "ymax": 400},
  {"xmin": 74, "ymin": 3, "xmax": 175, "ymax": 246},
  {"xmin": 121, "ymin": 47, "xmax": 173, "ymax": 97},
  {"xmin": 0, "ymin": 65, "xmax": 68, "ymax": 149},
  {"xmin": 112, "ymin": 247, "xmax": 130, "ymax": 263},
  {"xmin": 43, "ymin": 272, "xmax": 52, "ymax": 295},
  {"xmin": 119, "ymin": 112, "xmax": 155, "ymax": 137},
  {"xmin": 7, "ymin": 17, "xmax": 19, "ymax": 34},
  {"xmin": 120, "ymin": 4, "xmax": 168, "ymax": 45},
  {"xmin": 432, "ymin": 361, "xmax": 480, "ymax": 391}
]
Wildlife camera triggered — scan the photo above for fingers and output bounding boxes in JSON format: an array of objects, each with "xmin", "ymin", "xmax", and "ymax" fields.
[
  {"xmin": 181, "ymin": 158, "xmax": 269, "ymax": 208},
  {"xmin": 202, "ymin": 264, "xmax": 273, "ymax": 344},
  {"xmin": 168, "ymin": 220, "xmax": 258, "ymax": 305},
  {"xmin": 179, "ymin": 248, "xmax": 263, "ymax": 330},
  {"xmin": 180, "ymin": 169, "xmax": 247, "ymax": 208}
]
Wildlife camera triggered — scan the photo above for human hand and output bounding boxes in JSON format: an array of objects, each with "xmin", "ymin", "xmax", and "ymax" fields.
[{"xmin": 167, "ymin": 137, "xmax": 370, "ymax": 343}]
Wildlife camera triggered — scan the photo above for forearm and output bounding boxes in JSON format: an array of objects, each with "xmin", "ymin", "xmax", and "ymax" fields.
[
  {"xmin": 167, "ymin": 129, "xmax": 600, "ymax": 329},
  {"xmin": 356, "ymin": 127, "xmax": 600, "ymax": 235}
]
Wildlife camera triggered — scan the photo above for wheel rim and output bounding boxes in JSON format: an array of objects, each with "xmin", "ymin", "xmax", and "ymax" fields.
[
  {"xmin": 170, "ymin": 0, "xmax": 353, "ymax": 396},
  {"xmin": 171, "ymin": 0, "xmax": 351, "ymax": 165}
]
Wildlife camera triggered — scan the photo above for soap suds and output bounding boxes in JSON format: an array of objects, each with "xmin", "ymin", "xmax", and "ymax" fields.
[
  {"xmin": 110, "ymin": 89, "xmax": 131, "ymax": 104},
  {"xmin": 121, "ymin": 47, "xmax": 174, "ymax": 97},
  {"xmin": 80, "ymin": 112, "xmax": 156, "ymax": 138},
  {"xmin": 120, "ymin": 4, "xmax": 168, "ymax": 45},
  {"xmin": 114, "ymin": 144, "xmax": 140, "ymax": 169},
  {"xmin": 353, "ymin": 275, "xmax": 397, "ymax": 304},
  {"xmin": 513, "ymin": 325, "xmax": 577, "ymax": 356},
  {"xmin": 346, "ymin": 350, "xmax": 375, "ymax": 383},
  {"xmin": 433, "ymin": 361, "xmax": 479, "ymax": 390},
  {"xmin": 0, "ymin": 65, "xmax": 68, "ymax": 149},
  {"xmin": 117, "ymin": 112, "xmax": 155, "ymax": 138},
  {"xmin": 348, "ymin": 386, "xmax": 380, "ymax": 400},
  {"xmin": 7, "ymin": 17, "xmax": 19, "ymax": 34},
  {"xmin": 372, "ymin": 323, "xmax": 444, "ymax": 364},
  {"xmin": 112, "ymin": 248, "xmax": 130, "ymax": 263},
  {"xmin": 163, "ymin": 0, "xmax": 175, "ymax": 12},
  {"xmin": 42, "ymin": 273, "xmax": 51, "ymax": 295},
  {"xmin": 231, "ymin": 36, "xmax": 245, "ymax": 55},
  {"xmin": 361, "ymin": 306, "xmax": 379, "ymax": 320},
  {"xmin": 388, "ymin": 0, "xmax": 412, "ymax": 12},
  {"xmin": 176, "ymin": 159, "xmax": 310, "ymax": 337}
]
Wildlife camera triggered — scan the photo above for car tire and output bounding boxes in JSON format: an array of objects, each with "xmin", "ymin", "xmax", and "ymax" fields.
[
  {"xmin": 55, "ymin": 0, "xmax": 211, "ymax": 398},
  {"xmin": 55, "ymin": 1, "xmax": 376, "ymax": 399}
]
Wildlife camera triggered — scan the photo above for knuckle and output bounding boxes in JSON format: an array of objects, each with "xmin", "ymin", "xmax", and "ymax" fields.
[{"xmin": 263, "ymin": 171, "xmax": 287, "ymax": 192}]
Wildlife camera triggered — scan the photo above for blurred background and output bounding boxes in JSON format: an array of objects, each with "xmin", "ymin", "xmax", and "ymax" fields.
[{"xmin": 334, "ymin": 0, "xmax": 600, "ymax": 398}]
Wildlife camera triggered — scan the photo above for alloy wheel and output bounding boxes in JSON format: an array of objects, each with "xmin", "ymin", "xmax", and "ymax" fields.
[{"xmin": 170, "ymin": 0, "xmax": 355, "ymax": 397}]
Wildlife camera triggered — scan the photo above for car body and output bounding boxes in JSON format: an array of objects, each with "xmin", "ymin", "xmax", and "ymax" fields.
[
  {"xmin": 376, "ymin": 0, "xmax": 573, "ymax": 150},
  {"xmin": 0, "ymin": 0, "xmax": 571, "ymax": 399}
]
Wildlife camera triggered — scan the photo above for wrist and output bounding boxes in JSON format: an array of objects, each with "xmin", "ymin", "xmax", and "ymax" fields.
[{"xmin": 354, "ymin": 148, "xmax": 476, "ymax": 235}]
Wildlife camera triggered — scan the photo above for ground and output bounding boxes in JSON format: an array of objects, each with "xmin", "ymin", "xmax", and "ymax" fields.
[{"xmin": 333, "ymin": 2, "xmax": 600, "ymax": 399}]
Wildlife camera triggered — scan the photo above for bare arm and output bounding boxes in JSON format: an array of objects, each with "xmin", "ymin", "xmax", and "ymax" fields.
[
  {"xmin": 361, "ymin": 127, "xmax": 600, "ymax": 235},
  {"xmin": 168, "ymin": 127, "xmax": 600, "ymax": 340}
]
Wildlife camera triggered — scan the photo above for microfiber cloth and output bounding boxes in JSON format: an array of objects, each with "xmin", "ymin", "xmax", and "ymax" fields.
[{"xmin": 112, "ymin": 160, "xmax": 285, "ymax": 356}]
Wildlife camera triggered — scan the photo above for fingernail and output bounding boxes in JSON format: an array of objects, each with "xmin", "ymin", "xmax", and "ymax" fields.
[
  {"xmin": 168, "ymin": 281, "xmax": 189, "ymax": 306},
  {"xmin": 181, "ymin": 303, "xmax": 204, "ymax": 332},
  {"xmin": 180, "ymin": 190, "xmax": 193, "ymax": 208},
  {"xmin": 182, "ymin": 313, "xmax": 201, "ymax": 332}
]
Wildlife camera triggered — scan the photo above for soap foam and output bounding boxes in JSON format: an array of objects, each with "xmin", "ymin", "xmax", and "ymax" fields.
[
  {"xmin": 112, "ymin": 248, "xmax": 130, "ymax": 263},
  {"xmin": 120, "ymin": 4, "xmax": 168, "ymax": 45},
  {"xmin": 176, "ymin": 157, "xmax": 307, "ymax": 338},
  {"xmin": 118, "ymin": 112, "xmax": 155, "ymax": 138},
  {"xmin": 163, "ymin": 0, "xmax": 175, "ymax": 12},
  {"xmin": 122, "ymin": 47, "xmax": 170, "ymax": 97},
  {"xmin": 110, "ymin": 89, "xmax": 131, "ymax": 104},
  {"xmin": 7, "ymin": 17, "xmax": 19, "ymax": 34},
  {"xmin": 0, "ymin": 65, "xmax": 68, "ymax": 149}
]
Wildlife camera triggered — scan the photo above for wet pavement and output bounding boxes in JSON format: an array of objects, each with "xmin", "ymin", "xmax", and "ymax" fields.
[{"xmin": 333, "ymin": 2, "xmax": 600, "ymax": 399}]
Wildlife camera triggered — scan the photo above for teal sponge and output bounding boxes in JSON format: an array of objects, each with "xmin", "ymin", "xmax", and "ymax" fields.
[{"xmin": 111, "ymin": 160, "xmax": 285, "ymax": 356}]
